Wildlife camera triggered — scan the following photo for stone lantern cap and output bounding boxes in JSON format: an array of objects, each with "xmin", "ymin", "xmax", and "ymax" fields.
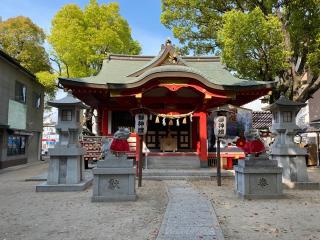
[
  {"xmin": 47, "ymin": 91, "xmax": 89, "ymax": 109},
  {"xmin": 262, "ymin": 94, "xmax": 306, "ymax": 111}
]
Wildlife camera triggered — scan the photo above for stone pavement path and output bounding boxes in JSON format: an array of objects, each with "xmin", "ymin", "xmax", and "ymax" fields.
[{"xmin": 157, "ymin": 181, "xmax": 224, "ymax": 240}]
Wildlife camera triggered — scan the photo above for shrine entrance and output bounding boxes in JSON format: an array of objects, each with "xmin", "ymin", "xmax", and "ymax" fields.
[
  {"xmin": 146, "ymin": 118, "xmax": 192, "ymax": 152},
  {"xmin": 141, "ymin": 85, "xmax": 202, "ymax": 153}
]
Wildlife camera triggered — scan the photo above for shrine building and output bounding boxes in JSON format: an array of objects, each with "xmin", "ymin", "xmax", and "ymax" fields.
[{"xmin": 59, "ymin": 40, "xmax": 273, "ymax": 168}]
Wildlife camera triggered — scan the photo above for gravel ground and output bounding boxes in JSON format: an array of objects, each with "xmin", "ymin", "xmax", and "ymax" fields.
[
  {"xmin": 191, "ymin": 171, "xmax": 320, "ymax": 240},
  {"xmin": 1, "ymin": 161, "xmax": 319, "ymax": 240},
  {"xmin": 0, "ymin": 162, "xmax": 167, "ymax": 240}
]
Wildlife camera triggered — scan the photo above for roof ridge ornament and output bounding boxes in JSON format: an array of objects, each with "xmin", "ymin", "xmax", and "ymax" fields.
[{"xmin": 127, "ymin": 38, "xmax": 186, "ymax": 77}]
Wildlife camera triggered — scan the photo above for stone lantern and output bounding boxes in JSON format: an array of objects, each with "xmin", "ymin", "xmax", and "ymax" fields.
[
  {"xmin": 263, "ymin": 94, "xmax": 309, "ymax": 184},
  {"xmin": 36, "ymin": 92, "xmax": 93, "ymax": 191}
]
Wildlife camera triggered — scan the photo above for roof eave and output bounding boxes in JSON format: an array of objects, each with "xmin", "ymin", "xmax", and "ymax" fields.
[
  {"xmin": 59, "ymin": 77, "xmax": 107, "ymax": 89},
  {"xmin": 106, "ymin": 73, "xmax": 276, "ymax": 91}
]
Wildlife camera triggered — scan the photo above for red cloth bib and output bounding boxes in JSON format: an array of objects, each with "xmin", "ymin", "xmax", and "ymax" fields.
[
  {"xmin": 110, "ymin": 139, "xmax": 130, "ymax": 153},
  {"xmin": 237, "ymin": 138, "xmax": 265, "ymax": 154}
]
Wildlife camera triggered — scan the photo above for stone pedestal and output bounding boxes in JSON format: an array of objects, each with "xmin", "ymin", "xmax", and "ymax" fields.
[
  {"xmin": 270, "ymin": 146, "xmax": 308, "ymax": 183},
  {"xmin": 235, "ymin": 155, "xmax": 283, "ymax": 199},
  {"xmin": 92, "ymin": 154, "xmax": 136, "ymax": 202},
  {"xmin": 36, "ymin": 146, "xmax": 93, "ymax": 192}
]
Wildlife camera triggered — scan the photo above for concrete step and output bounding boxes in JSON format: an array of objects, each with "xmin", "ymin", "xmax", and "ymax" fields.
[
  {"xmin": 143, "ymin": 176, "xmax": 213, "ymax": 180},
  {"xmin": 142, "ymin": 169, "xmax": 235, "ymax": 181},
  {"xmin": 147, "ymin": 156, "xmax": 200, "ymax": 169}
]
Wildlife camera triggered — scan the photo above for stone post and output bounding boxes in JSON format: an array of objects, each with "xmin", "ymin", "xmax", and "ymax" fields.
[
  {"xmin": 36, "ymin": 92, "xmax": 93, "ymax": 191},
  {"xmin": 263, "ymin": 94, "xmax": 309, "ymax": 185}
]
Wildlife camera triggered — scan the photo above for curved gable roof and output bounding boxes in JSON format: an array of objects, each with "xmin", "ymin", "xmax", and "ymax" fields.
[{"xmin": 59, "ymin": 41, "xmax": 275, "ymax": 90}]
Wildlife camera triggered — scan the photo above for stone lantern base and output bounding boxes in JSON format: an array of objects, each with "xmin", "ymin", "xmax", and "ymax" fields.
[
  {"xmin": 235, "ymin": 155, "xmax": 283, "ymax": 199},
  {"xmin": 36, "ymin": 179, "xmax": 93, "ymax": 192},
  {"xmin": 92, "ymin": 154, "xmax": 136, "ymax": 202},
  {"xmin": 270, "ymin": 147, "xmax": 309, "ymax": 182},
  {"xmin": 271, "ymin": 149, "xmax": 320, "ymax": 190},
  {"xmin": 36, "ymin": 147, "xmax": 93, "ymax": 192}
]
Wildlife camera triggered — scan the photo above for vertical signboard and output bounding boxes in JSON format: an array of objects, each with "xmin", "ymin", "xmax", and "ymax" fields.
[
  {"xmin": 135, "ymin": 113, "xmax": 148, "ymax": 135},
  {"xmin": 214, "ymin": 116, "xmax": 227, "ymax": 137}
]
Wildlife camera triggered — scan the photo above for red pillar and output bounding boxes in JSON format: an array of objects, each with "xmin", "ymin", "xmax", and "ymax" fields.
[
  {"xmin": 101, "ymin": 109, "xmax": 108, "ymax": 136},
  {"xmin": 199, "ymin": 112, "xmax": 208, "ymax": 168}
]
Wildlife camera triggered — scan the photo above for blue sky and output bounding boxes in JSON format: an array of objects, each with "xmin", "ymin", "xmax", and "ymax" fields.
[
  {"xmin": 0, "ymin": 0, "xmax": 178, "ymax": 55},
  {"xmin": 1, "ymin": 0, "xmax": 262, "ymax": 110},
  {"xmin": 0, "ymin": 0, "xmax": 183, "ymax": 111}
]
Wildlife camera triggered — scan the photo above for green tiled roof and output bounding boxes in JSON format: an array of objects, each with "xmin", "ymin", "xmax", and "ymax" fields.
[{"xmin": 59, "ymin": 49, "xmax": 272, "ymax": 89}]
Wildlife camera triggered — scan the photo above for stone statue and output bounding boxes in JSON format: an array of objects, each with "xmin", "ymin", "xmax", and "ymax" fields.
[
  {"xmin": 236, "ymin": 129, "xmax": 266, "ymax": 156},
  {"xmin": 109, "ymin": 127, "xmax": 130, "ymax": 156},
  {"xmin": 101, "ymin": 137, "xmax": 111, "ymax": 159}
]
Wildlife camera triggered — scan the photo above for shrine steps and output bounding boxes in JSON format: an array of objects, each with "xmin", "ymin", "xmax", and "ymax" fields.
[
  {"xmin": 142, "ymin": 168, "xmax": 234, "ymax": 180},
  {"xmin": 146, "ymin": 155, "xmax": 201, "ymax": 169}
]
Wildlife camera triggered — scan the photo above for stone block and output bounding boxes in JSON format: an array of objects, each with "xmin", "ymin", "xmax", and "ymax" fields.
[
  {"xmin": 97, "ymin": 157, "xmax": 133, "ymax": 168},
  {"xmin": 235, "ymin": 159, "xmax": 283, "ymax": 199},
  {"xmin": 49, "ymin": 146, "xmax": 85, "ymax": 156},
  {"xmin": 271, "ymin": 155, "xmax": 309, "ymax": 182},
  {"xmin": 36, "ymin": 177, "xmax": 93, "ymax": 192},
  {"xmin": 91, "ymin": 155, "xmax": 136, "ymax": 202}
]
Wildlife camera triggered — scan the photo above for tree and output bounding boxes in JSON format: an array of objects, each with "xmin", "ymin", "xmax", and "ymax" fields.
[
  {"xmin": 35, "ymin": 71, "xmax": 57, "ymax": 99},
  {"xmin": 0, "ymin": 16, "xmax": 56, "ymax": 97},
  {"xmin": 161, "ymin": 0, "xmax": 320, "ymax": 102},
  {"xmin": 49, "ymin": 0, "xmax": 141, "ymax": 78},
  {"xmin": 0, "ymin": 16, "xmax": 51, "ymax": 73},
  {"xmin": 218, "ymin": 8, "xmax": 290, "ymax": 82}
]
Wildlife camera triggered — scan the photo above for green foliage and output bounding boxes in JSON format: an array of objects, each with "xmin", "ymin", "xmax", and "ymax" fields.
[
  {"xmin": 0, "ymin": 16, "xmax": 51, "ymax": 73},
  {"xmin": 286, "ymin": 0, "xmax": 320, "ymax": 71},
  {"xmin": 308, "ymin": 34, "xmax": 320, "ymax": 76},
  {"xmin": 49, "ymin": 0, "xmax": 141, "ymax": 78},
  {"xmin": 161, "ymin": 0, "xmax": 320, "ymax": 101},
  {"xmin": 217, "ymin": 8, "xmax": 290, "ymax": 81},
  {"xmin": 35, "ymin": 71, "xmax": 57, "ymax": 99},
  {"xmin": 161, "ymin": 0, "xmax": 225, "ymax": 55},
  {"xmin": 0, "ymin": 16, "xmax": 57, "ymax": 97}
]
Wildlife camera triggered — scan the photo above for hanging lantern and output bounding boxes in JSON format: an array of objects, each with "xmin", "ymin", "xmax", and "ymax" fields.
[
  {"xmin": 169, "ymin": 119, "xmax": 173, "ymax": 126},
  {"xmin": 176, "ymin": 118, "xmax": 180, "ymax": 126},
  {"xmin": 182, "ymin": 117, "xmax": 187, "ymax": 124},
  {"xmin": 155, "ymin": 116, "xmax": 160, "ymax": 123},
  {"xmin": 162, "ymin": 117, "xmax": 166, "ymax": 126},
  {"xmin": 149, "ymin": 114, "xmax": 153, "ymax": 120}
]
